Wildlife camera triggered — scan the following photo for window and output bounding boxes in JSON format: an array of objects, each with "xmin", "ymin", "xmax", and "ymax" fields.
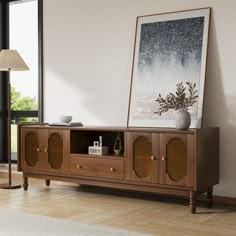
[
  {"xmin": 10, "ymin": 0, "xmax": 38, "ymax": 122},
  {"xmin": 8, "ymin": 0, "xmax": 42, "ymax": 160}
]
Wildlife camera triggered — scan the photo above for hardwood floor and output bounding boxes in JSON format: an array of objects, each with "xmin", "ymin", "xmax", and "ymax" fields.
[{"xmin": 0, "ymin": 164, "xmax": 236, "ymax": 236}]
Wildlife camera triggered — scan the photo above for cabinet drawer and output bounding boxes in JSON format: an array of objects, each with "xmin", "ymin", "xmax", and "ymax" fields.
[{"xmin": 70, "ymin": 156, "xmax": 124, "ymax": 180}]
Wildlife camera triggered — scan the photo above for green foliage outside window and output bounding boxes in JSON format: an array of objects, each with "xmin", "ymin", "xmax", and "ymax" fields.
[
  {"xmin": 11, "ymin": 87, "xmax": 38, "ymax": 123},
  {"xmin": 11, "ymin": 87, "xmax": 37, "ymax": 111}
]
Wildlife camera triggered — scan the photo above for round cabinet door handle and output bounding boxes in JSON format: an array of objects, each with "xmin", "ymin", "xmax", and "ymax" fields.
[
  {"xmin": 110, "ymin": 168, "xmax": 116, "ymax": 172},
  {"xmin": 44, "ymin": 148, "xmax": 48, "ymax": 153},
  {"xmin": 36, "ymin": 148, "xmax": 41, "ymax": 152},
  {"xmin": 150, "ymin": 156, "xmax": 156, "ymax": 160},
  {"xmin": 77, "ymin": 164, "xmax": 82, "ymax": 169},
  {"xmin": 162, "ymin": 156, "xmax": 166, "ymax": 161}
]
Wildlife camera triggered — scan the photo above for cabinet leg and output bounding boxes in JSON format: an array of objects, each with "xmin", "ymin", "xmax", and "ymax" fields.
[
  {"xmin": 45, "ymin": 180, "xmax": 50, "ymax": 186},
  {"xmin": 190, "ymin": 191, "xmax": 196, "ymax": 214},
  {"xmin": 23, "ymin": 177, "xmax": 28, "ymax": 191},
  {"xmin": 207, "ymin": 186, "xmax": 213, "ymax": 208}
]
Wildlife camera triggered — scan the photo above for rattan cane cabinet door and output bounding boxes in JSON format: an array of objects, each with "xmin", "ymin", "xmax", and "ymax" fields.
[
  {"xmin": 45, "ymin": 129, "xmax": 68, "ymax": 174},
  {"xmin": 126, "ymin": 132, "xmax": 158, "ymax": 183},
  {"xmin": 159, "ymin": 133, "xmax": 194, "ymax": 187},
  {"xmin": 21, "ymin": 128, "xmax": 42, "ymax": 171}
]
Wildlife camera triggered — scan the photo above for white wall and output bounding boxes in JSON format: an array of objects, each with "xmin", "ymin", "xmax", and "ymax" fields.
[{"xmin": 44, "ymin": 0, "xmax": 236, "ymax": 198}]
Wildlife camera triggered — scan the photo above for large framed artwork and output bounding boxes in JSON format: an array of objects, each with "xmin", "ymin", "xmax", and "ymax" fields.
[{"xmin": 127, "ymin": 8, "xmax": 211, "ymax": 128}]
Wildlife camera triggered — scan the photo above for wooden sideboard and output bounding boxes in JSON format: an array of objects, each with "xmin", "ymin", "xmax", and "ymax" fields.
[{"xmin": 17, "ymin": 124, "xmax": 219, "ymax": 213}]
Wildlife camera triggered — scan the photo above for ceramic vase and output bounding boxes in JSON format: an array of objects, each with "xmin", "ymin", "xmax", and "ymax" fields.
[{"xmin": 175, "ymin": 110, "xmax": 191, "ymax": 130}]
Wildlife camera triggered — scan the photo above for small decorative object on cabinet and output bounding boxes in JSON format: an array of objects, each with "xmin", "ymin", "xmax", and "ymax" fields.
[
  {"xmin": 88, "ymin": 136, "xmax": 108, "ymax": 155},
  {"xmin": 59, "ymin": 115, "xmax": 72, "ymax": 123},
  {"xmin": 175, "ymin": 110, "xmax": 191, "ymax": 130},
  {"xmin": 155, "ymin": 81, "xmax": 198, "ymax": 130},
  {"xmin": 113, "ymin": 132, "xmax": 123, "ymax": 155},
  {"xmin": 18, "ymin": 124, "xmax": 219, "ymax": 214}
]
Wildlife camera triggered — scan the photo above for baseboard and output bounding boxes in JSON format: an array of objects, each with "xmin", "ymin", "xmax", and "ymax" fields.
[
  {"xmin": 214, "ymin": 195, "xmax": 236, "ymax": 205},
  {"xmin": 198, "ymin": 194, "xmax": 236, "ymax": 206}
]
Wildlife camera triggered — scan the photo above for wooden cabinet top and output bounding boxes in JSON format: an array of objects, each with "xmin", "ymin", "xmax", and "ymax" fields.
[{"xmin": 18, "ymin": 124, "xmax": 219, "ymax": 135}]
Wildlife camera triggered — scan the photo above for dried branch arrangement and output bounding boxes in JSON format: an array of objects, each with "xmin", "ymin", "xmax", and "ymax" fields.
[{"xmin": 155, "ymin": 81, "xmax": 198, "ymax": 116}]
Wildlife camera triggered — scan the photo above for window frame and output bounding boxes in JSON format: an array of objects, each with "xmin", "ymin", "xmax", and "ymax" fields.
[
  {"xmin": 0, "ymin": 0, "xmax": 43, "ymax": 162},
  {"xmin": 8, "ymin": 0, "xmax": 43, "ymax": 122}
]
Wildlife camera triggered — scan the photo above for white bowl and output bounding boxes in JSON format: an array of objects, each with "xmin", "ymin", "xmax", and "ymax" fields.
[{"xmin": 59, "ymin": 116, "xmax": 72, "ymax": 123}]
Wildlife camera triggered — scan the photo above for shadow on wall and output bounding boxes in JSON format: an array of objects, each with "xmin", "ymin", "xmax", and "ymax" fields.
[{"xmin": 203, "ymin": 10, "xmax": 236, "ymax": 197}]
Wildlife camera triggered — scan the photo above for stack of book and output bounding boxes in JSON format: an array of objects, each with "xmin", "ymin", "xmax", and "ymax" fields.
[{"xmin": 49, "ymin": 122, "xmax": 83, "ymax": 127}]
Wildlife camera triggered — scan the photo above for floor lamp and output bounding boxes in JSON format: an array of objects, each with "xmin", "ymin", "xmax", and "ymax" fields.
[{"xmin": 0, "ymin": 49, "xmax": 29, "ymax": 189}]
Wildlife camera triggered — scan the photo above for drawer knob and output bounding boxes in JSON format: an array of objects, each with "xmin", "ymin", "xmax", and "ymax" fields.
[
  {"xmin": 44, "ymin": 148, "xmax": 48, "ymax": 153},
  {"xmin": 162, "ymin": 156, "xmax": 166, "ymax": 161},
  {"xmin": 110, "ymin": 168, "xmax": 116, "ymax": 172},
  {"xmin": 36, "ymin": 148, "xmax": 41, "ymax": 152},
  {"xmin": 77, "ymin": 164, "xmax": 82, "ymax": 169},
  {"xmin": 150, "ymin": 156, "xmax": 156, "ymax": 160}
]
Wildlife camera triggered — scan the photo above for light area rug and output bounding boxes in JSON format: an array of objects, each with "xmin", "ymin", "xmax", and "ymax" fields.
[{"xmin": 0, "ymin": 208, "xmax": 149, "ymax": 236}]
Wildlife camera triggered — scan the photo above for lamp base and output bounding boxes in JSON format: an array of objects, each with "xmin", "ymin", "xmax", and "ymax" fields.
[{"xmin": 0, "ymin": 183, "xmax": 21, "ymax": 189}]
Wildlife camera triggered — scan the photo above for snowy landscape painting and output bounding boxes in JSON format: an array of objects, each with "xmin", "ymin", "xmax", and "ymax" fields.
[{"xmin": 128, "ymin": 8, "xmax": 211, "ymax": 128}]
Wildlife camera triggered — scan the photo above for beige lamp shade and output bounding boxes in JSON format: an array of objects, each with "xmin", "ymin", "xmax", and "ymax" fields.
[{"xmin": 0, "ymin": 49, "xmax": 29, "ymax": 71}]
